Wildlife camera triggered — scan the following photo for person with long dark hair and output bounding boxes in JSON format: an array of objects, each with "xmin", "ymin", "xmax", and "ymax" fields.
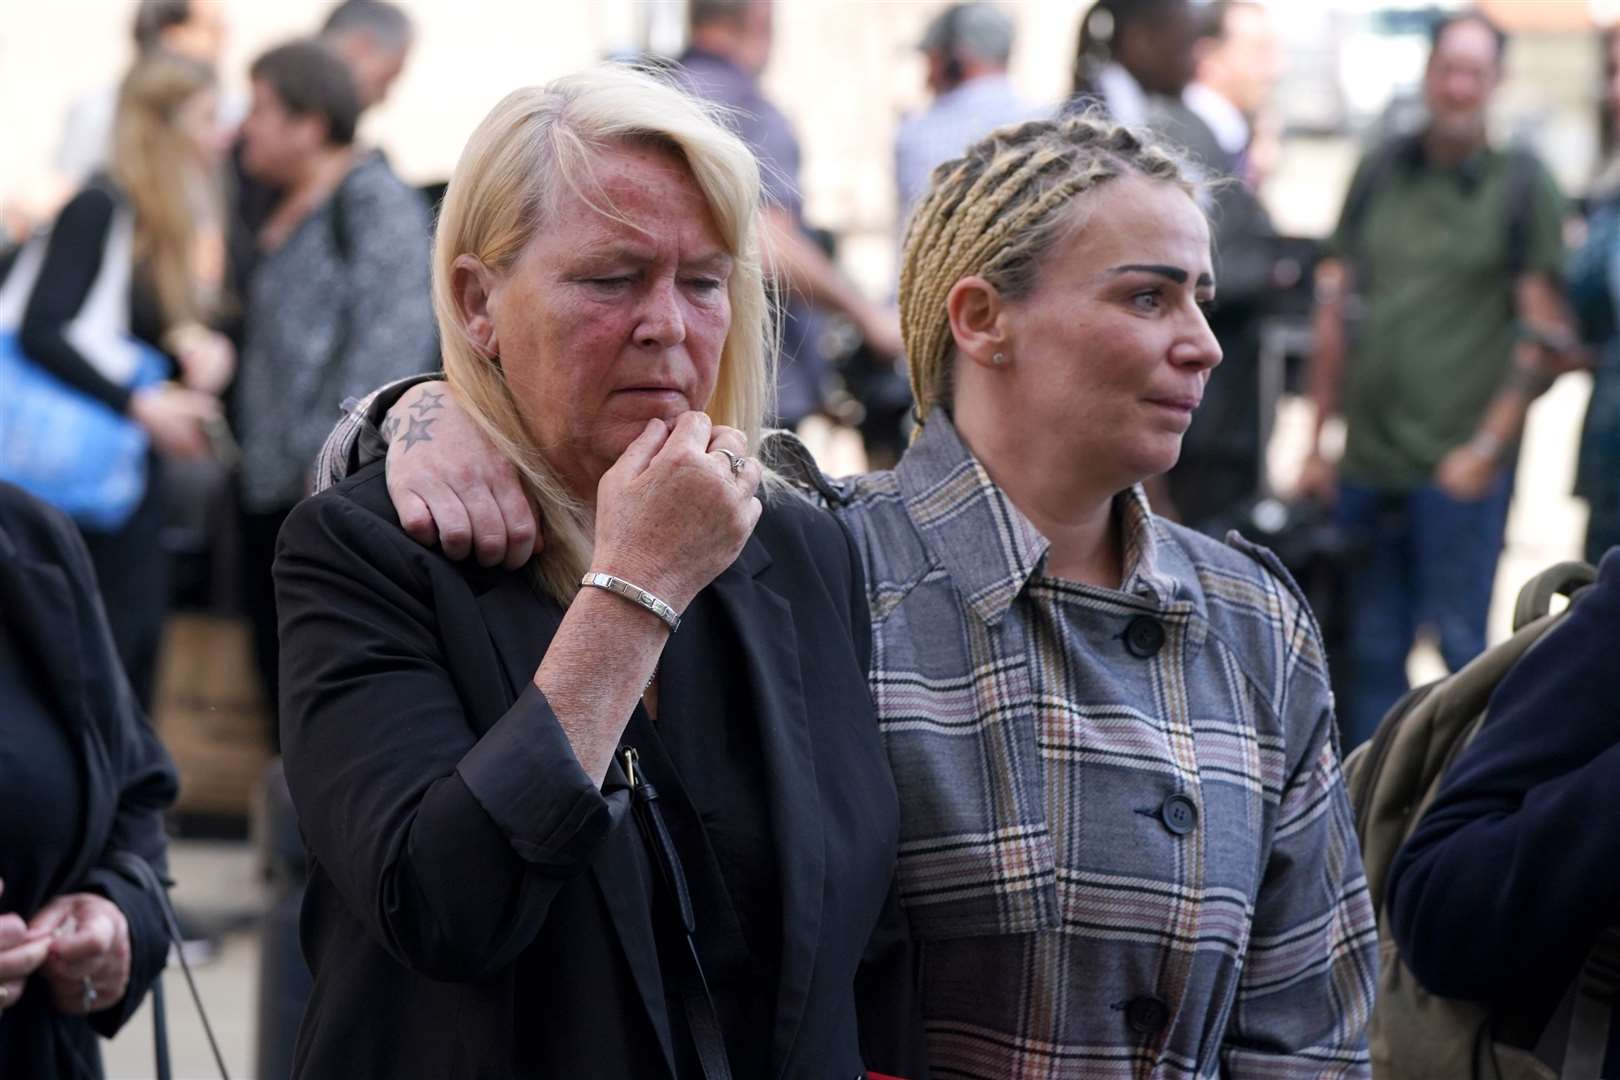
[{"xmin": 1068, "ymin": 0, "xmax": 1196, "ymax": 124}]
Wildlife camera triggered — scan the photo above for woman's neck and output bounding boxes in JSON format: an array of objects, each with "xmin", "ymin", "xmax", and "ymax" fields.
[
  {"xmin": 259, "ymin": 146, "xmax": 357, "ymax": 252},
  {"xmin": 955, "ymin": 410, "xmax": 1126, "ymax": 588}
]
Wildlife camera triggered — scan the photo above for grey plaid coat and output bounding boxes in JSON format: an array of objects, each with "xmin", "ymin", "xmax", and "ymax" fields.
[{"xmin": 784, "ymin": 413, "xmax": 1376, "ymax": 1079}]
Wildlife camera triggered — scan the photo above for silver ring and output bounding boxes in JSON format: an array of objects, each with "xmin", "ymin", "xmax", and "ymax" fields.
[
  {"xmin": 715, "ymin": 448, "xmax": 746, "ymax": 476},
  {"xmin": 82, "ymin": 975, "xmax": 96, "ymax": 1013}
]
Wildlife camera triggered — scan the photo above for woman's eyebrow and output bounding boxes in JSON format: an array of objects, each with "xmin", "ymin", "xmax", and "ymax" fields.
[
  {"xmin": 684, "ymin": 251, "xmax": 733, "ymax": 271},
  {"xmin": 1107, "ymin": 263, "xmax": 1214, "ymax": 287}
]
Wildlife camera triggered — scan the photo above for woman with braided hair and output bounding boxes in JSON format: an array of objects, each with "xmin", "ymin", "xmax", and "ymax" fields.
[{"xmin": 317, "ymin": 109, "xmax": 1377, "ymax": 1078}]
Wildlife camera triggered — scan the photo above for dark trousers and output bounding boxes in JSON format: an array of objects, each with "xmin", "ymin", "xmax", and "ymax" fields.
[
  {"xmin": 1335, "ymin": 469, "xmax": 1514, "ymax": 749},
  {"xmin": 79, "ymin": 460, "xmax": 170, "ymax": 711},
  {"xmin": 240, "ymin": 500, "xmax": 294, "ymax": 753}
]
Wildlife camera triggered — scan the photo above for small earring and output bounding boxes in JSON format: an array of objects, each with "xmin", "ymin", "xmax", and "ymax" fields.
[{"xmin": 991, "ymin": 351, "xmax": 1008, "ymax": 367}]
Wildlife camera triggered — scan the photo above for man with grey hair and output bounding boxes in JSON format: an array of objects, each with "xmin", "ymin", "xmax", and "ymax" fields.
[
  {"xmin": 895, "ymin": 3, "xmax": 1044, "ymax": 229},
  {"xmin": 321, "ymin": 0, "xmax": 415, "ymax": 110}
]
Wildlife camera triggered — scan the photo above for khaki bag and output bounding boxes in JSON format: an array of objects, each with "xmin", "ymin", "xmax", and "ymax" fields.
[
  {"xmin": 1343, "ymin": 561, "xmax": 1617, "ymax": 1080},
  {"xmin": 152, "ymin": 612, "xmax": 273, "ymax": 819}
]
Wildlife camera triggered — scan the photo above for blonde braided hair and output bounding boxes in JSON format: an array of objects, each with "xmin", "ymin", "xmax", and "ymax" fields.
[{"xmin": 898, "ymin": 111, "xmax": 1197, "ymax": 426}]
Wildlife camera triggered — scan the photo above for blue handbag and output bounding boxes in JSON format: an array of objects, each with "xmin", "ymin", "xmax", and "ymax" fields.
[{"xmin": 0, "ymin": 329, "xmax": 167, "ymax": 530}]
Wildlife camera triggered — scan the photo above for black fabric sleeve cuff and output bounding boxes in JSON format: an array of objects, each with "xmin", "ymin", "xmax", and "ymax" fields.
[{"xmin": 456, "ymin": 682, "xmax": 619, "ymax": 873}]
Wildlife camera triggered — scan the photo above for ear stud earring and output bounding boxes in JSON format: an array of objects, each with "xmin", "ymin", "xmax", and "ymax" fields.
[{"xmin": 991, "ymin": 352, "xmax": 1008, "ymax": 366}]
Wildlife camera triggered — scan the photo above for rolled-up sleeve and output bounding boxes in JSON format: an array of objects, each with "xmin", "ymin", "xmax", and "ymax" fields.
[{"xmin": 458, "ymin": 683, "xmax": 619, "ymax": 870}]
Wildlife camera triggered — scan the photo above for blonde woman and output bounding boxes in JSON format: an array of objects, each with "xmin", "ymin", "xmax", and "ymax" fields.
[
  {"xmin": 273, "ymin": 66, "xmax": 924, "ymax": 1079},
  {"xmin": 330, "ymin": 111, "xmax": 1379, "ymax": 1077},
  {"xmin": 15, "ymin": 48, "xmax": 233, "ymax": 708}
]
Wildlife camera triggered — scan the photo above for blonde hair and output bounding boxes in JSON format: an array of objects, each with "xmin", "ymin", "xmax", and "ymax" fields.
[
  {"xmin": 108, "ymin": 48, "xmax": 221, "ymax": 329},
  {"xmin": 898, "ymin": 112, "xmax": 1197, "ymax": 425},
  {"xmin": 434, "ymin": 63, "xmax": 773, "ymax": 604}
]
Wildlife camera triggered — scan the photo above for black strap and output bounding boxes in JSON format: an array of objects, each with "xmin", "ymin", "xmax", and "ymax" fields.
[
  {"xmin": 1563, "ymin": 924, "xmax": 1620, "ymax": 1078},
  {"xmin": 620, "ymin": 747, "xmax": 735, "ymax": 1080},
  {"xmin": 312, "ymin": 178, "xmax": 355, "ymax": 430},
  {"xmin": 108, "ymin": 851, "xmax": 231, "ymax": 1080}
]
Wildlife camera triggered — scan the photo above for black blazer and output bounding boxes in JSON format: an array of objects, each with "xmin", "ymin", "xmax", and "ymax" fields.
[
  {"xmin": 1148, "ymin": 96, "xmax": 1280, "ymax": 525},
  {"xmin": 274, "ymin": 464, "xmax": 927, "ymax": 1079},
  {"xmin": 0, "ymin": 482, "xmax": 177, "ymax": 1078}
]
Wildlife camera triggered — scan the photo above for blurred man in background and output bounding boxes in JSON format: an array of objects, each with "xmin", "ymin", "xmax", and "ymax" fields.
[
  {"xmin": 235, "ymin": 0, "xmax": 417, "ymax": 239},
  {"xmin": 320, "ymin": 0, "xmax": 415, "ymax": 111},
  {"xmin": 1299, "ymin": 11, "xmax": 1572, "ymax": 748},
  {"xmin": 894, "ymin": 3, "xmax": 1044, "ymax": 233},
  {"xmin": 678, "ymin": 0, "xmax": 902, "ymax": 427},
  {"xmin": 1151, "ymin": 0, "xmax": 1284, "ymax": 531}
]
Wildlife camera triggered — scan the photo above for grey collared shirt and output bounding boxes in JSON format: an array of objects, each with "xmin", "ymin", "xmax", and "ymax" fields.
[{"xmin": 894, "ymin": 75, "xmax": 1047, "ymax": 232}]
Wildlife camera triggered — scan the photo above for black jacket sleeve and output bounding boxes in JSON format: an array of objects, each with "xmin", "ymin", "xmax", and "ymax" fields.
[
  {"xmin": 1387, "ymin": 549, "xmax": 1620, "ymax": 1020},
  {"xmin": 274, "ymin": 486, "xmax": 620, "ymax": 982},
  {"xmin": 17, "ymin": 187, "xmax": 138, "ymax": 415}
]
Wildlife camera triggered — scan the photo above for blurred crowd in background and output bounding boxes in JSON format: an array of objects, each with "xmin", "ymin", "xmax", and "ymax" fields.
[{"xmin": 4, "ymin": 0, "xmax": 1620, "ymax": 1073}]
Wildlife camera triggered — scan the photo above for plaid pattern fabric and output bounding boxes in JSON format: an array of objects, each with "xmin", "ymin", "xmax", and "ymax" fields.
[
  {"xmin": 809, "ymin": 414, "xmax": 1376, "ymax": 1079},
  {"xmin": 313, "ymin": 391, "xmax": 1377, "ymax": 1078},
  {"xmin": 311, "ymin": 375, "xmax": 437, "ymax": 496}
]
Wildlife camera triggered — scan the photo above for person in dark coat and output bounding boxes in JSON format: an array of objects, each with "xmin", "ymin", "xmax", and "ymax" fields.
[
  {"xmin": 1386, "ymin": 548, "xmax": 1620, "ymax": 1072},
  {"xmin": 0, "ymin": 481, "xmax": 179, "ymax": 1079},
  {"xmin": 1149, "ymin": 0, "xmax": 1285, "ymax": 530},
  {"xmin": 1067, "ymin": 0, "xmax": 1196, "ymax": 125},
  {"xmin": 273, "ymin": 65, "xmax": 925, "ymax": 1079}
]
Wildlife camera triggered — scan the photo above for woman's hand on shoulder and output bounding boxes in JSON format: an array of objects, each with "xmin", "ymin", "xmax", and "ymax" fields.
[
  {"xmin": 592, "ymin": 412, "xmax": 763, "ymax": 614},
  {"xmin": 384, "ymin": 381, "xmax": 537, "ymax": 570},
  {"xmin": 27, "ymin": 891, "xmax": 131, "ymax": 1015}
]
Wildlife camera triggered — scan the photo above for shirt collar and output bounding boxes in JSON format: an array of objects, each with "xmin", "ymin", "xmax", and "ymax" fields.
[
  {"xmin": 1096, "ymin": 62, "xmax": 1149, "ymax": 126},
  {"xmin": 936, "ymin": 72, "xmax": 1019, "ymax": 110},
  {"xmin": 1113, "ymin": 484, "xmax": 1181, "ymax": 608},
  {"xmin": 895, "ymin": 412, "xmax": 1182, "ymax": 624},
  {"xmin": 1182, "ymin": 82, "xmax": 1250, "ymax": 157}
]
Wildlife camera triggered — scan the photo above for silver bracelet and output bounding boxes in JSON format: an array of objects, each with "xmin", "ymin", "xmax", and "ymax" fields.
[{"xmin": 580, "ymin": 572, "xmax": 681, "ymax": 632}]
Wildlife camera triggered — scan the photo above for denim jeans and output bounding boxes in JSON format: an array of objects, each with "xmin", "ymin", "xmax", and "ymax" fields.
[{"xmin": 1334, "ymin": 470, "xmax": 1514, "ymax": 750}]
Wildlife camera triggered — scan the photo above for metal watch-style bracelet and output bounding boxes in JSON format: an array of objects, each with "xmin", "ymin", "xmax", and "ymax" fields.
[{"xmin": 580, "ymin": 572, "xmax": 681, "ymax": 632}]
